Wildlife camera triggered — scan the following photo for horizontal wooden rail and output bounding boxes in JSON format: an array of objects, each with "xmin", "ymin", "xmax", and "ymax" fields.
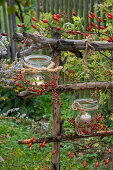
[
  {"xmin": 16, "ymin": 82, "xmax": 113, "ymax": 100},
  {"xmin": 14, "ymin": 32, "xmax": 113, "ymax": 58},
  {"xmin": 18, "ymin": 130, "xmax": 113, "ymax": 144},
  {"xmin": 55, "ymin": 82, "xmax": 113, "ymax": 92}
]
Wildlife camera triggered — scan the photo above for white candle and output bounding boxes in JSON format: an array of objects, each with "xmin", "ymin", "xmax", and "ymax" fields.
[{"xmin": 80, "ymin": 113, "xmax": 91, "ymax": 124}]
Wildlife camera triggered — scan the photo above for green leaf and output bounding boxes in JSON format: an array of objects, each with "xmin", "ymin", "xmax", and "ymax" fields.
[
  {"xmin": 0, "ymin": 0, "xmax": 6, "ymax": 6},
  {"xmin": 1, "ymin": 106, "xmax": 11, "ymax": 114},
  {"xmin": 30, "ymin": 10, "xmax": 35, "ymax": 16},
  {"xmin": 7, "ymin": 6, "xmax": 16, "ymax": 15}
]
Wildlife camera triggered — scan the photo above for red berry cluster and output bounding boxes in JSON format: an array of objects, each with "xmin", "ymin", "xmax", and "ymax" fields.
[
  {"xmin": 64, "ymin": 69, "xmax": 78, "ymax": 83},
  {"xmin": 39, "ymin": 162, "xmax": 50, "ymax": 170},
  {"xmin": 40, "ymin": 141, "xmax": 46, "ymax": 147},
  {"xmin": 67, "ymin": 113, "xmax": 108, "ymax": 135},
  {"xmin": 87, "ymin": 11, "xmax": 113, "ymax": 42},
  {"xmin": 90, "ymin": 88, "xmax": 100, "ymax": 101},
  {"xmin": 68, "ymin": 151, "xmax": 75, "ymax": 158},
  {"xmin": 0, "ymin": 134, "xmax": 8, "ymax": 145},
  {"xmin": 28, "ymin": 137, "xmax": 34, "ymax": 149},
  {"xmin": 104, "ymin": 67, "xmax": 113, "ymax": 82},
  {"xmin": 108, "ymin": 13, "xmax": 113, "ymax": 19}
]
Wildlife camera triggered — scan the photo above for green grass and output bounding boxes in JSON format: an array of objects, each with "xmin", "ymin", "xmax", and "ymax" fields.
[{"xmin": 1, "ymin": 117, "xmax": 113, "ymax": 170}]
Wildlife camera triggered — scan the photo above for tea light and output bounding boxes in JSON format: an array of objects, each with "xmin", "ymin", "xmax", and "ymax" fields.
[
  {"xmin": 80, "ymin": 113, "xmax": 91, "ymax": 124},
  {"xmin": 32, "ymin": 76, "xmax": 44, "ymax": 86}
]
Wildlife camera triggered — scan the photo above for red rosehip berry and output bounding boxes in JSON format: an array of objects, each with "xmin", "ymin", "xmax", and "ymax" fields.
[
  {"xmin": 1, "ymin": 33, "xmax": 7, "ymax": 36},
  {"xmin": 40, "ymin": 143, "xmax": 43, "ymax": 147},
  {"xmin": 73, "ymin": 31, "xmax": 76, "ymax": 35},
  {"xmin": 21, "ymin": 40, "xmax": 25, "ymax": 44},
  {"xmin": 105, "ymin": 159, "xmax": 109, "ymax": 165},
  {"xmin": 54, "ymin": 16, "xmax": 59, "ymax": 21},
  {"xmin": 43, "ymin": 19, "xmax": 48, "ymax": 23},
  {"xmin": 101, "ymin": 37, "xmax": 105, "ymax": 40},
  {"xmin": 90, "ymin": 12, "xmax": 95, "ymax": 17},
  {"xmin": 71, "ymin": 153, "xmax": 74, "ymax": 158},
  {"xmin": 32, "ymin": 17, "xmax": 37, "ymax": 21},
  {"xmin": 86, "ymin": 146, "xmax": 89, "ymax": 149},
  {"xmin": 29, "ymin": 143, "xmax": 32, "ymax": 147},
  {"xmin": 100, "ymin": 26, "xmax": 105, "ymax": 29},
  {"xmin": 32, "ymin": 25, "xmax": 37, "ymax": 29},
  {"xmin": 85, "ymin": 33, "xmax": 89, "ymax": 37},
  {"xmin": 52, "ymin": 150, "xmax": 56, "ymax": 155},
  {"xmin": 108, "ymin": 13, "xmax": 112, "ymax": 17},
  {"xmin": 98, "ymin": 17, "xmax": 102, "ymax": 22},
  {"xmin": 73, "ymin": 11, "xmax": 76, "ymax": 16},
  {"xmin": 57, "ymin": 14, "xmax": 61, "ymax": 18},
  {"xmin": 108, "ymin": 149, "xmax": 111, "ymax": 153},
  {"xmin": 83, "ymin": 161, "xmax": 86, "ymax": 168},
  {"xmin": 68, "ymin": 151, "xmax": 71, "ymax": 155},
  {"xmin": 57, "ymin": 27, "xmax": 61, "ymax": 30},
  {"xmin": 42, "ymin": 141, "xmax": 45, "ymax": 147},
  {"xmin": 30, "ymin": 137, "xmax": 34, "ymax": 142},
  {"xmin": 108, "ymin": 15, "xmax": 112, "ymax": 19},
  {"xmin": 88, "ymin": 15, "xmax": 93, "ymax": 20},
  {"xmin": 17, "ymin": 24, "xmax": 23, "ymax": 27},
  {"xmin": 91, "ymin": 22, "xmax": 95, "ymax": 26},
  {"xmin": 95, "ymin": 162, "xmax": 99, "ymax": 167},
  {"xmin": 86, "ymin": 26, "xmax": 91, "ymax": 32},
  {"xmin": 95, "ymin": 25, "xmax": 98, "ymax": 29}
]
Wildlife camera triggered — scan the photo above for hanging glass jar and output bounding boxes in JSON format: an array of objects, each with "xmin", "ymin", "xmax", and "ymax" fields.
[
  {"xmin": 71, "ymin": 98, "xmax": 98, "ymax": 135},
  {"xmin": 23, "ymin": 54, "xmax": 51, "ymax": 85}
]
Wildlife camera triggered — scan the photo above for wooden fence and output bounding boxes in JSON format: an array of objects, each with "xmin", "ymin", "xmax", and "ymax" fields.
[
  {"xmin": 0, "ymin": 0, "xmax": 112, "ymax": 111},
  {"xmin": 0, "ymin": 0, "xmax": 107, "ymax": 59},
  {"xmin": 0, "ymin": 0, "xmax": 17, "ymax": 59},
  {"xmin": 36, "ymin": 0, "xmax": 106, "ymax": 29}
]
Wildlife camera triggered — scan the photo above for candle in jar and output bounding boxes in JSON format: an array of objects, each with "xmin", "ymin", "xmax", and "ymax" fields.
[{"xmin": 80, "ymin": 113, "xmax": 91, "ymax": 124}]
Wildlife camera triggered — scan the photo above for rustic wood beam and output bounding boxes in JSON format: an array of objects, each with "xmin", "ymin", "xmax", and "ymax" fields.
[
  {"xmin": 14, "ymin": 32, "xmax": 113, "ymax": 51},
  {"xmin": 16, "ymin": 90, "xmax": 36, "ymax": 100},
  {"xmin": 18, "ymin": 130, "xmax": 113, "ymax": 144},
  {"xmin": 55, "ymin": 82, "xmax": 113, "ymax": 92},
  {"xmin": 13, "ymin": 32, "xmax": 32, "ymax": 46},
  {"xmin": 16, "ymin": 82, "xmax": 113, "ymax": 100}
]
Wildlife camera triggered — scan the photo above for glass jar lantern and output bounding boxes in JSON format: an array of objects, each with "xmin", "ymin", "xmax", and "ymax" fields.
[
  {"xmin": 23, "ymin": 54, "xmax": 51, "ymax": 85},
  {"xmin": 71, "ymin": 98, "xmax": 98, "ymax": 135}
]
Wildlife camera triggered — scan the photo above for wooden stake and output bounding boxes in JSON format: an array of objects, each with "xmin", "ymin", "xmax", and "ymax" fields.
[{"xmin": 51, "ymin": 27, "xmax": 61, "ymax": 170}]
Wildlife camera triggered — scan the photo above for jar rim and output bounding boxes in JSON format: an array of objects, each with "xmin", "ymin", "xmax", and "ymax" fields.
[{"xmin": 24, "ymin": 55, "xmax": 51, "ymax": 67}]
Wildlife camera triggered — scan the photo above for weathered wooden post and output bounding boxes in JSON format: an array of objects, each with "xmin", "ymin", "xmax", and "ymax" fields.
[
  {"xmin": 55, "ymin": 0, "xmax": 60, "ymax": 14},
  {"xmin": 7, "ymin": 0, "xmax": 16, "ymax": 59},
  {"xmin": 0, "ymin": 8, "xmax": 2, "ymax": 33},
  {"xmin": 68, "ymin": 0, "xmax": 73, "ymax": 23},
  {"xmin": 43, "ymin": 0, "xmax": 46, "ymax": 13},
  {"xmin": 46, "ymin": 0, "xmax": 50, "ymax": 13},
  {"xmin": 79, "ymin": 0, "xmax": 83, "ymax": 18},
  {"xmin": 2, "ymin": 3, "xmax": 11, "ymax": 58},
  {"xmin": 60, "ymin": 0, "xmax": 63, "ymax": 13},
  {"xmin": 51, "ymin": 27, "xmax": 61, "ymax": 170},
  {"xmin": 83, "ymin": 0, "xmax": 88, "ymax": 31},
  {"xmin": 51, "ymin": 0, "xmax": 55, "ymax": 15},
  {"xmin": 74, "ymin": 0, "xmax": 78, "ymax": 16},
  {"xmin": 90, "ymin": 0, "xmax": 94, "ymax": 12},
  {"xmin": 36, "ymin": 0, "xmax": 40, "ymax": 21}
]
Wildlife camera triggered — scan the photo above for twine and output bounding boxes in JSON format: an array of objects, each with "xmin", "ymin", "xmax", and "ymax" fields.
[
  {"xmin": 21, "ymin": 61, "xmax": 63, "ymax": 74},
  {"xmin": 84, "ymin": 37, "xmax": 95, "ymax": 74},
  {"xmin": 71, "ymin": 100, "xmax": 98, "ymax": 112}
]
